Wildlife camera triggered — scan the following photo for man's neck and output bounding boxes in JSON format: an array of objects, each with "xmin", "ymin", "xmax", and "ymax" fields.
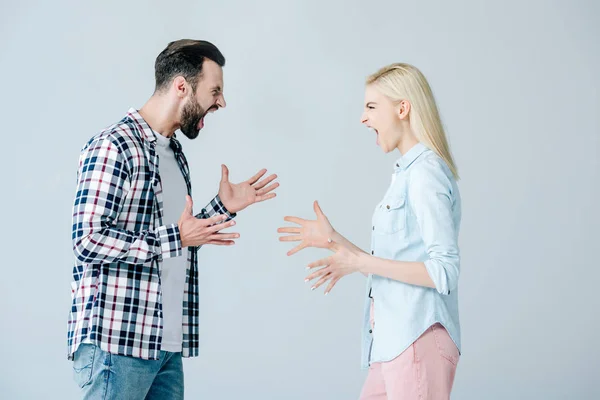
[{"xmin": 138, "ymin": 95, "xmax": 180, "ymax": 138}]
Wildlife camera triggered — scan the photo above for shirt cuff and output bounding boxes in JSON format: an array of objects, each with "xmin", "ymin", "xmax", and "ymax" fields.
[
  {"xmin": 424, "ymin": 259, "xmax": 451, "ymax": 295},
  {"xmin": 157, "ymin": 223, "xmax": 183, "ymax": 259},
  {"xmin": 200, "ymin": 194, "xmax": 236, "ymax": 220}
]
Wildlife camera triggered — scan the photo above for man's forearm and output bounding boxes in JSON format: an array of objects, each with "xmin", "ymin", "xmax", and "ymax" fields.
[
  {"xmin": 194, "ymin": 194, "xmax": 236, "ymax": 220},
  {"xmin": 73, "ymin": 137, "xmax": 182, "ymax": 265}
]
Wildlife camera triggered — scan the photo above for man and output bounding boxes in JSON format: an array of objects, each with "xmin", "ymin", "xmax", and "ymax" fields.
[{"xmin": 68, "ymin": 39, "xmax": 278, "ymax": 399}]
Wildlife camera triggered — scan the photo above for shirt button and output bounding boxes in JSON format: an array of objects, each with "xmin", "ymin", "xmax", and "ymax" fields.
[
  {"xmin": 371, "ymin": 250, "xmax": 374, "ymax": 255},
  {"xmin": 372, "ymin": 226, "xmax": 374, "ymax": 230},
  {"xmin": 386, "ymin": 205, "xmax": 390, "ymax": 209},
  {"xmin": 396, "ymin": 163, "xmax": 399, "ymax": 167},
  {"xmin": 369, "ymin": 329, "xmax": 372, "ymax": 334}
]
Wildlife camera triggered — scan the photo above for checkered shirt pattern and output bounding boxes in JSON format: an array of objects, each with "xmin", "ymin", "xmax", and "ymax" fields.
[{"xmin": 67, "ymin": 108, "xmax": 235, "ymax": 360}]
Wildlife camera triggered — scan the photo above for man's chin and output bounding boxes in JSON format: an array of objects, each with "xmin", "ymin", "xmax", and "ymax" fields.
[{"xmin": 181, "ymin": 128, "xmax": 201, "ymax": 140}]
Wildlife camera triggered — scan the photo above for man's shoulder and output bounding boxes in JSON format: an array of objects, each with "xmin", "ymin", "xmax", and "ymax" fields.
[{"xmin": 81, "ymin": 114, "xmax": 144, "ymax": 153}]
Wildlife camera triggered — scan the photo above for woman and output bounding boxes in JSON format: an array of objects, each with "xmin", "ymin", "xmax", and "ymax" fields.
[{"xmin": 278, "ymin": 63, "xmax": 462, "ymax": 399}]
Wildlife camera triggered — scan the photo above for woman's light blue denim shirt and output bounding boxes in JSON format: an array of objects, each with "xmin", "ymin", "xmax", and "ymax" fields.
[{"xmin": 361, "ymin": 142, "xmax": 462, "ymax": 369}]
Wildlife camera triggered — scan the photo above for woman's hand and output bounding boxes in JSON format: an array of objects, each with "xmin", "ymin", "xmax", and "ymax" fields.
[
  {"xmin": 278, "ymin": 201, "xmax": 335, "ymax": 256},
  {"xmin": 304, "ymin": 239, "xmax": 364, "ymax": 295}
]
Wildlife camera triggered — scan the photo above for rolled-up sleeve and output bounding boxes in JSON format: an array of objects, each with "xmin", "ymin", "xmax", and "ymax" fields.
[{"xmin": 407, "ymin": 159, "xmax": 460, "ymax": 295}]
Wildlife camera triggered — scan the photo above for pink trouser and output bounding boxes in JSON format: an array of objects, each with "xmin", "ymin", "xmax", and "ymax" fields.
[{"xmin": 360, "ymin": 300, "xmax": 459, "ymax": 400}]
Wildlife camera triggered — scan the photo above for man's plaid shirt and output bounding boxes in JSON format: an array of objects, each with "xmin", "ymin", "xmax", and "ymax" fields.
[{"xmin": 67, "ymin": 108, "xmax": 235, "ymax": 360}]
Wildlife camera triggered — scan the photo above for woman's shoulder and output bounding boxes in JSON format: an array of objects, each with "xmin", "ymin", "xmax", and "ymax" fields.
[{"xmin": 410, "ymin": 150, "xmax": 453, "ymax": 183}]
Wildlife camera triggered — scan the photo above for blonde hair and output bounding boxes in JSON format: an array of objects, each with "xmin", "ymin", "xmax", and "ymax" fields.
[{"xmin": 366, "ymin": 63, "xmax": 459, "ymax": 180}]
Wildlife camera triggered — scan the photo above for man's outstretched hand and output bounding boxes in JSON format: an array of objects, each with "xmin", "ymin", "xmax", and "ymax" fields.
[{"xmin": 218, "ymin": 165, "xmax": 279, "ymax": 213}]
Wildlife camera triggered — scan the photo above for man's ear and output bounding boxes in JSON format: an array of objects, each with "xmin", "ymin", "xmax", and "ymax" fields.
[{"xmin": 173, "ymin": 76, "xmax": 188, "ymax": 98}]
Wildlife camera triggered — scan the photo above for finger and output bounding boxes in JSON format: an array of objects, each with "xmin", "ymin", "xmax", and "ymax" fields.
[
  {"xmin": 255, "ymin": 193, "xmax": 277, "ymax": 203},
  {"xmin": 253, "ymin": 174, "xmax": 277, "ymax": 190},
  {"xmin": 308, "ymin": 256, "xmax": 331, "ymax": 269},
  {"xmin": 205, "ymin": 240, "xmax": 236, "ymax": 246},
  {"xmin": 204, "ymin": 213, "xmax": 229, "ymax": 227},
  {"xmin": 287, "ymin": 242, "xmax": 307, "ymax": 256},
  {"xmin": 220, "ymin": 164, "xmax": 229, "ymax": 183},
  {"xmin": 283, "ymin": 216, "xmax": 305, "ymax": 226},
  {"xmin": 208, "ymin": 219, "xmax": 236, "ymax": 233},
  {"xmin": 247, "ymin": 168, "xmax": 267, "ymax": 185},
  {"xmin": 312, "ymin": 272, "xmax": 333, "ymax": 290},
  {"xmin": 277, "ymin": 227, "xmax": 301, "ymax": 234},
  {"xmin": 324, "ymin": 276, "xmax": 342, "ymax": 295},
  {"xmin": 209, "ymin": 232, "xmax": 240, "ymax": 240},
  {"xmin": 256, "ymin": 182, "xmax": 279, "ymax": 196},
  {"xmin": 278, "ymin": 235, "xmax": 302, "ymax": 242},
  {"xmin": 304, "ymin": 266, "xmax": 329, "ymax": 282}
]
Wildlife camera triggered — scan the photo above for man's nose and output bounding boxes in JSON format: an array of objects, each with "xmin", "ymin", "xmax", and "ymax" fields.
[{"xmin": 217, "ymin": 94, "xmax": 226, "ymax": 109}]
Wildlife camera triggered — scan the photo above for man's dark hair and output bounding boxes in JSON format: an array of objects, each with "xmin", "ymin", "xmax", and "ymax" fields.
[{"xmin": 154, "ymin": 39, "xmax": 225, "ymax": 93}]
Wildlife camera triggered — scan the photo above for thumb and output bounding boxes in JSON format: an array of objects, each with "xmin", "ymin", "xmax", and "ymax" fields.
[
  {"xmin": 220, "ymin": 164, "xmax": 229, "ymax": 183},
  {"xmin": 314, "ymin": 200, "xmax": 324, "ymax": 217},
  {"xmin": 183, "ymin": 195, "xmax": 193, "ymax": 216}
]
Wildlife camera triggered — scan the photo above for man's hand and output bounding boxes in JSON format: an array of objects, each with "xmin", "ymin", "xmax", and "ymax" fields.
[
  {"xmin": 178, "ymin": 195, "xmax": 239, "ymax": 247},
  {"xmin": 218, "ymin": 165, "xmax": 278, "ymax": 214}
]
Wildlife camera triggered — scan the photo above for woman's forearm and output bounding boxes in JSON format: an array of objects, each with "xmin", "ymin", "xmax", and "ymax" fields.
[
  {"xmin": 329, "ymin": 231, "xmax": 435, "ymax": 287},
  {"xmin": 358, "ymin": 254, "xmax": 436, "ymax": 288},
  {"xmin": 332, "ymin": 230, "xmax": 366, "ymax": 254},
  {"xmin": 331, "ymin": 230, "xmax": 370, "ymax": 276}
]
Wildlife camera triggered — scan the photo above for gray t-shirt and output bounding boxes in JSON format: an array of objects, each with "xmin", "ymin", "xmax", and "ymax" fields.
[{"xmin": 154, "ymin": 132, "xmax": 188, "ymax": 353}]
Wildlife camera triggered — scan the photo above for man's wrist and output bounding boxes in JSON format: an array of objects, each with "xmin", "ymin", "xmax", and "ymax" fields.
[
  {"xmin": 177, "ymin": 223, "xmax": 187, "ymax": 248},
  {"xmin": 215, "ymin": 194, "xmax": 238, "ymax": 217}
]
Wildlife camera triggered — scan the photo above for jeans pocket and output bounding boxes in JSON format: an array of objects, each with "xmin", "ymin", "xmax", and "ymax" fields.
[
  {"xmin": 72, "ymin": 343, "xmax": 96, "ymax": 388},
  {"xmin": 431, "ymin": 324, "xmax": 459, "ymax": 366}
]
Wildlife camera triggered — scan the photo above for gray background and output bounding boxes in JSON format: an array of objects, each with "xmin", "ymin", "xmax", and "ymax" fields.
[{"xmin": 1, "ymin": 0, "xmax": 598, "ymax": 398}]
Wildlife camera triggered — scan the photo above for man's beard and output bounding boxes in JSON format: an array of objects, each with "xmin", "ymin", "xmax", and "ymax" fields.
[{"xmin": 180, "ymin": 97, "xmax": 206, "ymax": 140}]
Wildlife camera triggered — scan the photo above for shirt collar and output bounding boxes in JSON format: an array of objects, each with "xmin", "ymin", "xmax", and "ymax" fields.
[
  {"xmin": 127, "ymin": 107, "xmax": 157, "ymax": 144},
  {"xmin": 394, "ymin": 142, "xmax": 429, "ymax": 171}
]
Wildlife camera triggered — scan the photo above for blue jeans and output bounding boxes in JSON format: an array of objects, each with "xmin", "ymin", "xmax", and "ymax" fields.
[{"xmin": 72, "ymin": 344, "xmax": 184, "ymax": 399}]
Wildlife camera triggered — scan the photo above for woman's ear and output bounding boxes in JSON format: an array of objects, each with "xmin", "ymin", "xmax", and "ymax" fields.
[{"xmin": 397, "ymin": 100, "xmax": 411, "ymax": 120}]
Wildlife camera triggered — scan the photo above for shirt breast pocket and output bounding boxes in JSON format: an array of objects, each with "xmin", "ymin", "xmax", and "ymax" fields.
[{"xmin": 374, "ymin": 195, "xmax": 407, "ymax": 234}]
